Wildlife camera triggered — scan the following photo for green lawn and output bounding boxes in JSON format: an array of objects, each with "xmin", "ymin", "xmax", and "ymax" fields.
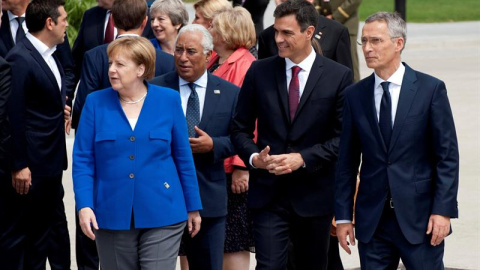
[{"xmin": 359, "ymin": 0, "xmax": 480, "ymax": 22}]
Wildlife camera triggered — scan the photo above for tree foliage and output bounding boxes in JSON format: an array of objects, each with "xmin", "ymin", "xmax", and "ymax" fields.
[{"xmin": 65, "ymin": 0, "xmax": 96, "ymax": 47}]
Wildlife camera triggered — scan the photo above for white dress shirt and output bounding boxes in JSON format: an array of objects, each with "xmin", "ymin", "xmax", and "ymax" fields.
[
  {"xmin": 285, "ymin": 48, "xmax": 316, "ymax": 98},
  {"xmin": 336, "ymin": 63, "xmax": 406, "ymax": 225},
  {"xmin": 249, "ymin": 48, "xmax": 316, "ymax": 167},
  {"xmin": 374, "ymin": 63, "xmax": 405, "ymax": 125},
  {"xmin": 26, "ymin": 33, "xmax": 62, "ymax": 91},
  {"xmin": 8, "ymin": 11, "xmax": 27, "ymax": 44},
  {"xmin": 178, "ymin": 71, "xmax": 208, "ymax": 120}
]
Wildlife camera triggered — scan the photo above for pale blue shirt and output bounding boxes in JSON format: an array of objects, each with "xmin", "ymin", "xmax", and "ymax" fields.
[{"xmin": 178, "ymin": 71, "xmax": 208, "ymax": 120}]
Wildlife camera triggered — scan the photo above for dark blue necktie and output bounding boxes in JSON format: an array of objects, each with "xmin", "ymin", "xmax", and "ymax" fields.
[
  {"xmin": 15, "ymin": 17, "xmax": 25, "ymax": 43},
  {"xmin": 186, "ymin": 82, "xmax": 200, "ymax": 137},
  {"xmin": 379, "ymin": 81, "xmax": 392, "ymax": 147}
]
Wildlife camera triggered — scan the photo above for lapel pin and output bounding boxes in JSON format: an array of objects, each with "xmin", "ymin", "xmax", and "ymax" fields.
[
  {"xmin": 214, "ymin": 90, "xmax": 221, "ymax": 94},
  {"xmin": 164, "ymin": 182, "xmax": 170, "ymax": 189},
  {"xmin": 315, "ymin": 31, "xmax": 323, "ymax": 40}
]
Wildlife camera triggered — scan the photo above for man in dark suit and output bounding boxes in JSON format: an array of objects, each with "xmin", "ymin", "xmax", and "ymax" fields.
[
  {"xmin": 72, "ymin": 0, "xmax": 174, "ymax": 130},
  {"xmin": 3, "ymin": 0, "xmax": 71, "ymax": 268},
  {"xmin": 151, "ymin": 24, "xmax": 239, "ymax": 270},
  {"xmin": 258, "ymin": 0, "xmax": 352, "ymax": 71},
  {"xmin": 231, "ymin": 1, "xmax": 352, "ymax": 269},
  {"xmin": 315, "ymin": 0, "xmax": 362, "ymax": 82},
  {"xmin": 335, "ymin": 12, "xmax": 459, "ymax": 269},
  {"xmin": 0, "ymin": 2, "xmax": 13, "ymax": 265},
  {"xmin": 72, "ymin": 0, "xmax": 154, "ymax": 80},
  {"xmin": 0, "ymin": 0, "xmax": 76, "ymax": 106}
]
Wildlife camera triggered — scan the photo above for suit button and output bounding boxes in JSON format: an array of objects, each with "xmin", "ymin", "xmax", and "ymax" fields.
[
  {"xmin": 387, "ymin": 161, "xmax": 392, "ymax": 166},
  {"xmin": 129, "ymin": 155, "xmax": 135, "ymax": 160},
  {"xmin": 130, "ymin": 136, "xmax": 135, "ymax": 142},
  {"xmin": 129, "ymin": 173, "xmax": 134, "ymax": 179}
]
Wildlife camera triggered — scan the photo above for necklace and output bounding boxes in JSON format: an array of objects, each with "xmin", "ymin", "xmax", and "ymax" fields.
[{"xmin": 119, "ymin": 91, "xmax": 147, "ymax": 104}]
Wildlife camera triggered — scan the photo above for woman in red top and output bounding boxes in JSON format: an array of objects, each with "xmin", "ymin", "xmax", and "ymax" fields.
[{"xmin": 208, "ymin": 7, "xmax": 257, "ymax": 270}]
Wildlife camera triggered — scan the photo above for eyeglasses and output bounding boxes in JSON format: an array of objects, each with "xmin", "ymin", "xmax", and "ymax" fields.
[
  {"xmin": 174, "ymin": 48, "xmax": 199, "ymax": 57},
  {"xmin": 357, "ymin": 36, "xmax": 400, "ymax": 47}
]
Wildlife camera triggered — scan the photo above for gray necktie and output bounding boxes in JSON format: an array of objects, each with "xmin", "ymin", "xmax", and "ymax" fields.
[
  {"xmin": 15, "ymin": 17, "xmax": 25, "ymax": 43},
  {"xmin": 186, "ymin": 83, "xmax": 200, "ymax": 137}
]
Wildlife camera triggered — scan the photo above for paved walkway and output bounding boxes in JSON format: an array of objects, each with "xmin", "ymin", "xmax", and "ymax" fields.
[{"xmin": 60, "ymin": 2, "xmax": 480, "ymax": 269}]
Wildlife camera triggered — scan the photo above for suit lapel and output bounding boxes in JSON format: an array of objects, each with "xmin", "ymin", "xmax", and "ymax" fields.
[
  {"xmin": 166, "ymin": 72, "xmax": 180, "ymax": 91},
  {"xmin": 363, "ymin": 74, "xmax": 388, "ymax": 153},
  {"xmin": 53, "ymin": 54, "xmax": 66, "ymax": 107},
  {"xmin": 274, "ymin": 57, "xmax": 290, "ymax": 122},
  {"xmin": 296, "ymin": 54, "xmax": 324, "ymax": 121},
  {"xmin": 95, "ymin": 8, "xmax": 107, "ymax": 44},
  {"xmin": 24, "ymin": 39, "xmax": 61, "ymax": 93},
  {"xmin": 0, "ymin": 14, "xmax": 15, "ymax": 53},
  {"xmin": 389, "ymin": 64, "xmax": 418, "ymax": 152},
  {"xmin": 199, "ymin": 73, "xmax": 221, "ymax": 130}
]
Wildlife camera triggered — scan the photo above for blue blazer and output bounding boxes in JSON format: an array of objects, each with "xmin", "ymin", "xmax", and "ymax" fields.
[
  {"xmin": 6, "ymin": 37, "xmax": 68, "ymax": 176},
  {"xmin": 72, "ymin": 43, "xmax": 174, "ymax": 129},
  {"xmin": 150, "ymin": 72, "xmax": 239, "ymax": 218},
  {"xmin": 73, "ymin": 83, "xmax": 202, "ymax": 230},
  {"xmin": 335, "ymin": 63, "xmax": 459, "ymax": 244}
]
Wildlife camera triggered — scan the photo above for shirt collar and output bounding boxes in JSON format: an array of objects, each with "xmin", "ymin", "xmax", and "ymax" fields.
[
  {"xmin": 116, "ymin": 34, "xmax": 140, "ymax": 39},
  {"xmin": 26, "ymin": 32, "xmax": 57, "ymax": 57},
  {"xmin": 285, "ymin": 48, "xmax": 316, "ymax": 73},
  {"xmin": 7, "ymin": 10, "xmax": 26, "ymax": 22},
  {"xmin": 179, "ymin": 71, "xmax": 208, "ymax": 89},
  {"xmin": 374, "ymin": 63, "xmax": 405, "ymax": 89}
]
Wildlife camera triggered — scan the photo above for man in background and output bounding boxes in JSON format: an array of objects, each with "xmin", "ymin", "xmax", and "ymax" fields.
[{"xmin": 315, "ymin": 0, "xmax": 362, "ymax": 81}]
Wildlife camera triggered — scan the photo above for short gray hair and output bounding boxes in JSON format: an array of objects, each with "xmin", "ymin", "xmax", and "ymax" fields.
[
  {"xmin": 176, "ymin": 24, "xmax": 213, "ymax": 54},
  {"xmin": 365, "ymin": 11, "xmax": 407, "ymax": 51},
  {"xmin": 150, "ymin": 0, "xmax": 189, "ymax": 28}
]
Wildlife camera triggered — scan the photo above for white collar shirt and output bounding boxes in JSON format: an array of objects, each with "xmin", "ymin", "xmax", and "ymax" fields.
[
  {"xmin": 284, "ymin": 48, "xmax": 316, "ymax": 98},
  {"xmin": 179, "ymin": 71, "xmax": 208, "ymax": 120},
  {"xmin": 374, "ymin": 63, "xmax": 406, "ymax": 125},
  {"xmin": 26, "ymin": 33, "xmax": 62, "ymax": 91},
  {"xmin": 8, "ymin": 11, "xmax": 27, "ymax": 44}
]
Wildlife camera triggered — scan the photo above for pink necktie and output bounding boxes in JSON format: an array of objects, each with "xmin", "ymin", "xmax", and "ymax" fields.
[{"xmin": 288, "ymin": 66, "xmax": 301, "ymax": 121}]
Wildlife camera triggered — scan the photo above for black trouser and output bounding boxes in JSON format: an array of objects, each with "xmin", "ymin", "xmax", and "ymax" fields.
[
  {"xmin": 0, "ymin": 173, "xmax": 70, "ymax": 270},
  {"xmin": 252, "ymin": 200, "xmax": 332, "ymax": 270}
]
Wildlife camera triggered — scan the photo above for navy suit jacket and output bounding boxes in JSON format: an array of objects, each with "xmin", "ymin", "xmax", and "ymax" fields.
[
  {"xmin": 72, "ymin": 43, "xmax": 174, "ymax": 129},
  {"xmin": 0, "ymin": 12, "xmax": 76, "ymax": 105},
  {"xmin": 335, "ymin": 63, "xmax": 459, "ymax": 244},
  {"xmin": 258, "ymin": 15, "xmax": 352, "ymax": 70},
  {"xmin": 72, "ymin": 6, "xmax": 155, "ymax": 80},
  {"xmin": 6, "ymin": 37, "xmax": 67, "ymax": 176},
  {"xmin": 150, "ymin": 71, "xmax": 239, "ymax": 217},
  {"xmin": 232, "ymin": 54, "xmax": 352, "ymax": 217},
  {"xmin": 0, "ymin": 56, "xmax": 11, "ymax": 173}
]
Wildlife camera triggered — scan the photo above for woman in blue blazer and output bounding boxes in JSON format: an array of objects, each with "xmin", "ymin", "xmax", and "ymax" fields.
[{"xmin": 73, "ymin": 37, "xmax": 202, "ymax": 270}]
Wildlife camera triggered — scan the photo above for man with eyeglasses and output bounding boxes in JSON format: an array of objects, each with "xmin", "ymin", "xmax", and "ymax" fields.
[
  {"xmin": 335, "ymin": 11, "xmax": 459, "ymax": 269},
  {"xmin": 150, "ymin": 24, "xmax": 239, "ymax": 270}
]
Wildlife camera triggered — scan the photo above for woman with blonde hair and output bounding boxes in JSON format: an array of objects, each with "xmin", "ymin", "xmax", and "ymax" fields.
[
  {"xmin": 192, "ymin": 0, "xmax": 232, "ymax": 29},
  {"xmin": 208, "ymin": 7, "xmax": 256, "ymax": 270}
]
